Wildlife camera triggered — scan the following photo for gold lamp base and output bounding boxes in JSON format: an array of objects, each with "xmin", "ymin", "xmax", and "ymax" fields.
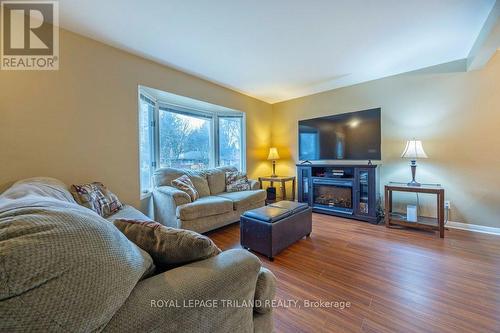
[{"xmin": 271, "ymin": 160, "xmax": 277, "ymax": 177}]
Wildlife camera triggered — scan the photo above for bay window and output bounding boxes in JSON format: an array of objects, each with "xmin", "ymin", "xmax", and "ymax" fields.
[{"xmin": 138, "ymin": 90, "xmax": 245, "ymax": 196}]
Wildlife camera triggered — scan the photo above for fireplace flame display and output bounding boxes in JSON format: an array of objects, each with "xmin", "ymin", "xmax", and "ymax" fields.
[{"xmin": 313, "ymin": 185, "xmax": 352, "ymax": 209}]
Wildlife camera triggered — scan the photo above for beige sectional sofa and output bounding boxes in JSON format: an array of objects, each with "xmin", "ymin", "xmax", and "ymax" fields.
[
  {"xmin": 153, "ymin": 166, "xmax": 266, "ymax": 233},
  {"xmin": 0, "ymin": 177, "xmax": 276, "ymax": 332}
]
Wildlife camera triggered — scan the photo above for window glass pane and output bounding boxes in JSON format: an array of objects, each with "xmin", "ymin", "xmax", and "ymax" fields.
[
  {"xmin": 139, "ymin": 96, "xmax": 154, "ymax": 194},
  {"xmin": 219, "ymin": 117, "xmax": 242, "ymax": 170},
  {"xmin": 159, "ymin": 109, "xmax": 212, "ymax": 170}
]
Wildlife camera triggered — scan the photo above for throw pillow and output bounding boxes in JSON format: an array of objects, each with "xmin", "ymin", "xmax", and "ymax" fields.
[
  {"xmin": 225, "ymin": 171, "xmax": 251, "ymax": 192},
  {"xmin": 113, "ymin": 219, "xmax": 221, "ymax": 268},
  {"xmin": 206, "ymin": 166, "xmax": 237, "ymax": 194},
  {"xmin": 171, "ymin": 174, "xmax": 199, "ymax": 201},
  {"xmin": 70, "ymin": 182, "xmax": 122, "ymax": 217}
]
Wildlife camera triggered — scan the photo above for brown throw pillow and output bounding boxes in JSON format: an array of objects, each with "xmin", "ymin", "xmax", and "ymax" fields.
[
  {"xmin": 113, "ymin": 219, "xmax": 221, "ymax": 268},
  {"xmin": 171, "ymin": 175, "xmax": 199, "ymax": 201},
  {"xmin": 70, "ymin": 182, "xmax": 122, "ymax": 217},
  {"xmin": 225, "ymin": 171, "xmax": 251, "ymax": 192}
]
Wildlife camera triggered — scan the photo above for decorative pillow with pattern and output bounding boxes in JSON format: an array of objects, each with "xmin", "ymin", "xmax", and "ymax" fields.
[
  {"xmin": 113, "ymin": 219, "xmax": 221, "ymax": 268},
  {"xmin": 70, "ymin": 182, "xmax": 123, "ymax": 217},
  {"xmin": 225, "ymin": 171, "xmax": 251, "ymax": 192},
  {"xmin": 171, "ymin": 175, "xmax": 199, "ymax": 201}
]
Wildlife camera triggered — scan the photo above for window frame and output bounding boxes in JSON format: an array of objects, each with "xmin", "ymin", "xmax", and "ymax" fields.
[
  {"xmin": 138, "ymin": 91, "xmax": 157, "ymax": 199},
  {"xmin": 216, "ymin": 114, "xmax": 246, "ymax": 171},
  {"xmin": 157, "ymin": 102, "xmax": 216, "ymax": 170},
  {"xmin": 138, "ymin": 91, "xmax": 246, "ymax": 197}
]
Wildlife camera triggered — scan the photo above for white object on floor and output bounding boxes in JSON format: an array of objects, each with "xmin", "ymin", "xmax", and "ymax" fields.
[{"xmin": 407, "ymin": 205, "xmax": 418, "ymax": 222}]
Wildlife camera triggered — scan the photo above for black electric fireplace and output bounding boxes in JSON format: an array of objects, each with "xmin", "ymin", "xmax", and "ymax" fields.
[
  {"xmin": 297, "ymin": 164, "xmax": 380, "ymax": 223},
  {"xmin": 312, "ymin": 179, "xmax": 353, "ymax": 214}
]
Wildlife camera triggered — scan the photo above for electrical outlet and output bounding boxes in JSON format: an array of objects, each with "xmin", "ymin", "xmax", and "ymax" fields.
[{"xmin": 445, "ymin": 201, "xmax": 451, "ymax": 210}]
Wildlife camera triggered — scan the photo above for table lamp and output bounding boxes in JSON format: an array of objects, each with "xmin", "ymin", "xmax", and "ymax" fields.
[
  {"xmin": 267, "ymin": 147, "xmax": 280, "ymax": 177},
  {"xmin": 401, "ymin": 139, "xmax": 428, "ymax": 186}
]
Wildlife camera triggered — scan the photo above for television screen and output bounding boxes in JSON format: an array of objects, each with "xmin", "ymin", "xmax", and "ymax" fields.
[{"xmin": 298, "ymin": 108, "xmax": 381, "ymax": 161}]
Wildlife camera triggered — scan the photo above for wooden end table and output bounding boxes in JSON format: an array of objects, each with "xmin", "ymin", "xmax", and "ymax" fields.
[
  {"xmin": 385, "ymin": 183, "xmax": 445, "ymax": 238},
  {"xmin": 258, "ymin": 176, "xmax": 296, "ymax": 201}
]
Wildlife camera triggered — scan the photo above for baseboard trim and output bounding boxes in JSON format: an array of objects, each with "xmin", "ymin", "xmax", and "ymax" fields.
[{"xmin": 446, "ymin": 221, "xmax": 500, "ymax": 236}]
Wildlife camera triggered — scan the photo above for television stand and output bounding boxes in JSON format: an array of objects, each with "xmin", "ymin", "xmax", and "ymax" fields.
[{"xmin": 297, "ymin": 163, "xmax": 380, "ymax": 223}]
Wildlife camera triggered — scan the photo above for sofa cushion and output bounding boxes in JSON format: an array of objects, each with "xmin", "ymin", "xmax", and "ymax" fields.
[
  {"xmin": 1, "ymin": 177, "xmax": 76, "ymax": 203},
  {"xmin": 106, "ymin": 204, "xmax": 152, "ymax": 222},
  {"xmin": 206, "ymin": 166, "xmax": 238, "ymax": 195},
  {"xmin": 113, "ymin": 219, "xmax": 221, "ymax": 269},
  {"xmin": 0, "ymin": 195, "xmax": 153, "ymax": 332},
  {"xmin": 153, "ymin": 167, "xmax": 184, "ymax": 187},
  {"xmin": 188, "ymin": 174, "xmax": 211, "ymax": 197},
  {"xmin": 153, "ymin": 168, "xmax": 210, "ymax": 197},
  {"xmin": 176, "ymin": 196, "xmax": 233, "ymax": 221},
  {"xmin": 215, "ymin": 190, "xmax": 266, "ymax": 211}
]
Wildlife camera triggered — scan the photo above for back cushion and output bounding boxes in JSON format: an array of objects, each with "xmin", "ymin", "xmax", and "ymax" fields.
[
  {"xmin": 153, "ymin": 167, "xmax": 185, "ymax": 187},
  {"xmin": 1, "ymin": 177, "xmax": 76, "ymax": 203},
  {"xmin": 153, "ymin": 168, "xmax": 210, "ymax": 197},
  {"xmin": 206, "ymin": 166, "xmax": 238, "ymax": 194},
  {"xmin": 187, "ymin": 174, "xmax": 210, "ymax": 197},
  {"xmin": 0, "ymin": 197, "xmax": 154, "ymax": 332}
]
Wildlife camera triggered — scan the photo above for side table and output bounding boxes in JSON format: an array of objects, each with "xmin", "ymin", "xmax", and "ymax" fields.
[
  {"xmin": 258, "ymin": 176, "xmax": 296, "ymax": 202},
  {"xmin": 385, "ymin": 183, "xmax": 445, "ymax": 238}
]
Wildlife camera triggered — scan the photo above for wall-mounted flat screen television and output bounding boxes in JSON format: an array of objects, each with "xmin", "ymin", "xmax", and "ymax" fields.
[{"xmin": 298, "ymin": 108, "xmax": 381, "ymax": 161}]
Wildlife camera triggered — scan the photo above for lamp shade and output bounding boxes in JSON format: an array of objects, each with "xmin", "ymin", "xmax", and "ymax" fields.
[
  {"xmin": 267, "ymin": 147, "xmax": 280, "ymax": 160},
  {"xmin": 401, "ymin": 140, "xmax": 428, "ymax": 159}
]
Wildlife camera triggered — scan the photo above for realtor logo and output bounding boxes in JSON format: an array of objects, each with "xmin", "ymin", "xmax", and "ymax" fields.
[{"xmin": 1, "ymin": 0, "xmax": 59, "ymax": 70}]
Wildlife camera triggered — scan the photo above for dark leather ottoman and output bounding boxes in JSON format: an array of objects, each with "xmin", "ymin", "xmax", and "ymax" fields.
[{"xmin": 240, "ymin": 201, "xmax": 312, "ymax": 260}]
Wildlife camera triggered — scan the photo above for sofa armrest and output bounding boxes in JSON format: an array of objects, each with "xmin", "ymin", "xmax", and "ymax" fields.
[
  {"xmin": 104, "ymin": 250, "xmax": 263, "ymax": 333},
  {"xmin": 254, "ymin": 267, "xmax": 277, "ymax": 314},
  {"xmin": 155, "ymin": 185, "xmax": 191, "ymax": 205},
  {"xmin": 153, "ymin": 186, "xmax": 191, "ymax": 228},
  {"xmin": 249, "ymin": 179, "xmax": 261, "ymax": 190}
]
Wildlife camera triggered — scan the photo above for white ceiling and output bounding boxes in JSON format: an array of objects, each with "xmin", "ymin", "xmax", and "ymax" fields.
[{"xmin": 59, "ymin": 0, "xmax": 496, "ymax": 103}]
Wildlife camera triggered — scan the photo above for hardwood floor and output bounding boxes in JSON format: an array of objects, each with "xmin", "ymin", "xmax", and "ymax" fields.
[{"xmin": 207, "ymin": 214, "xmax": 500, "ymax": 333}]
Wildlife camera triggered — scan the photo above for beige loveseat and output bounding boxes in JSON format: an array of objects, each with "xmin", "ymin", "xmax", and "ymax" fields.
[
  {"xmin": 0, "ymin": 177, "xmax": 276, "ymax": 332},
  {"xmin": 153, "ymin": 166, "xmax": 266, "ymax": 233}
]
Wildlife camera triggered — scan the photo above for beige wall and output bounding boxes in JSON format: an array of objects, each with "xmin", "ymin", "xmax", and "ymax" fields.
[
  {"xmin": 0, "ymin": 29, "xmax": 273, "ymax": 209},
  {"xmin": 272, "ymin": 52, "xmax": 500, "ymax": 227},
  {"xmin": 2, "ymin": 27, "xmax": 498, "ymax": 227}
]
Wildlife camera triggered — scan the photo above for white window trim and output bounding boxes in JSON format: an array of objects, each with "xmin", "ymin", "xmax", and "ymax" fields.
[
  {"xmin": 138, "ymin": 88, "xmax": 246, "ymax": 197},
  {"xmin": 138, "ymin": 89, "xmax": 157, "ymax": 199},
  {"xmin": 216, "ymin": 113, "xmax": 247, "ymax": 173}
]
